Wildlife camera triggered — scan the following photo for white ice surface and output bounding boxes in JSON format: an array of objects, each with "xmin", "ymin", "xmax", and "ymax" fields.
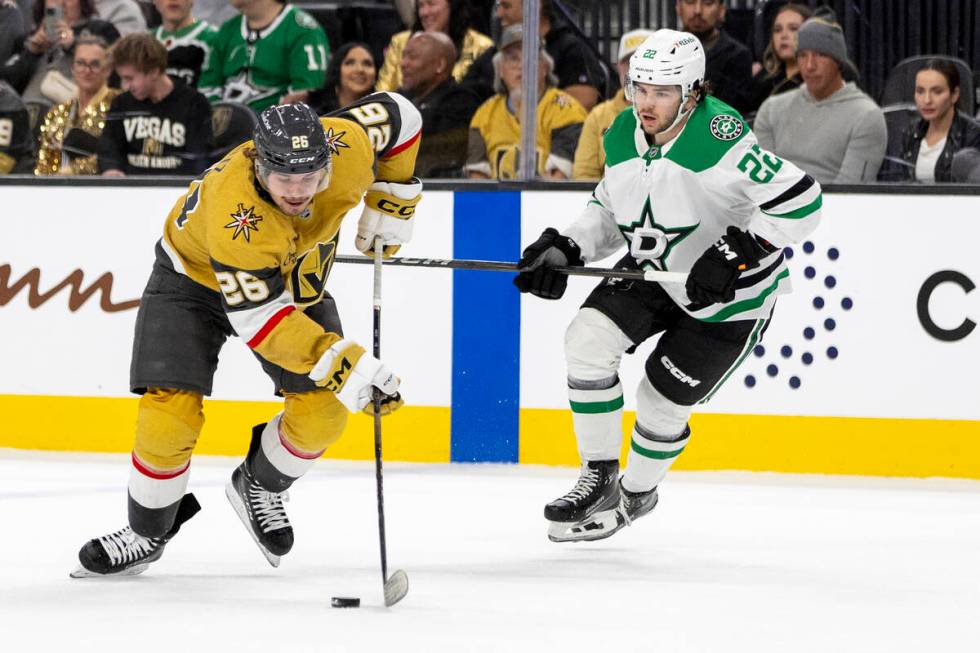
[{"xmin": 1, "ymin": 450, "xmax": 979, "ymax": 652}]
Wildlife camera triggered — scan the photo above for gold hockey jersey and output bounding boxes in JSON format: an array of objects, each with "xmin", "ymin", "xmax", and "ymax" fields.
[{"xmin": 158, "ymin": 92, "xmax": 422, "ymax": 375}]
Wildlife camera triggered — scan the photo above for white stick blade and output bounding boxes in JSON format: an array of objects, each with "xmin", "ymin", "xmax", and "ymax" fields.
[{"xmin": 383, "ymin": 569, "xmax": 409, "ymax": 607}]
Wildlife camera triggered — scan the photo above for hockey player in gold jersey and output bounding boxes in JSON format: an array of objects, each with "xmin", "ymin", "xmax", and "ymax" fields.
[{"xmin": 72, "ymin": 94, "xmax": 423, "ymax": 576}]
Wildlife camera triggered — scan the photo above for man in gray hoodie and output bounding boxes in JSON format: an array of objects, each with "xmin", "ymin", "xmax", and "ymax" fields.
[{"xmin": 754, "ymin": 18, "xmax": 886, "ymax": 184}]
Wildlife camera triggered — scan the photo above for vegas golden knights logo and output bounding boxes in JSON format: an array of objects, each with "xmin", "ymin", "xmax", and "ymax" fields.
[{"xmin": 290, "ymin": 238, "xmax": 337, "ymax": 304}]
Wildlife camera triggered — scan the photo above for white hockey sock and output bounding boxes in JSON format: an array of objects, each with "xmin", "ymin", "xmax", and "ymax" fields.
[
  {"xmin": 568, "ymin": 379, "xmax": 625, "ymax": 461},
  {"xmin": 621, "ymin": 423, "xmax": 690, "ymax": 493}
]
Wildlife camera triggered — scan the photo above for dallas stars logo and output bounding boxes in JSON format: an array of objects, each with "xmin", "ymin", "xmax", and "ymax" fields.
[
  {"xmin": 225, "ymin": 203, "xmax": 263, "ymax": 242},
  {"xmin": 710, "ymin": 114, "xmax": 743, "ymax": 141},
  {"xmin": 618, "ymin": 197, "xmax": 697, "ymax": 271},
  {"xmin": 323, "ymin": 127, "xmax": 350, "ymax": 155}
]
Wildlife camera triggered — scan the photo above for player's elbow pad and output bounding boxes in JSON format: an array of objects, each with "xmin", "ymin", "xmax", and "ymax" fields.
[{"xmin": 355, "ymin": 177, "xmax": 423, "ymax": 257}]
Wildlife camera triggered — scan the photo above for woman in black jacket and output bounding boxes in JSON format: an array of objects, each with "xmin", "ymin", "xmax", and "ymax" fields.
[{"xmin": 889, "ymin": 59, "xmax": 980, "ymax": 183}]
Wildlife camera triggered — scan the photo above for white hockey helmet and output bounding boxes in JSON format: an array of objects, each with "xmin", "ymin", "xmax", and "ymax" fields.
[{"xmin": 625, "ymin": 29, "xmax": 706, "ymax": 131}]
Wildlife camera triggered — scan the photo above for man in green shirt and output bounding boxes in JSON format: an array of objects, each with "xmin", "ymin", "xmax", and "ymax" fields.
[
  {"xmin": 152, "ymin": 0, "xmax": 220, "ymax": 87},
  {"xmin": 198, "ymin": 0, "xmax": 329, "ymax": 113}
]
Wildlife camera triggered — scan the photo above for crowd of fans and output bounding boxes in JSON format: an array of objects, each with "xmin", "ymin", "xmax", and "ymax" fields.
[{"xmin": 1, "ymin": 0, "xmax": 979, "ymax": 183}]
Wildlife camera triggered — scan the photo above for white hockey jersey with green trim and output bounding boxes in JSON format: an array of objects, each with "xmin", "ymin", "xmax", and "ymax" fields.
[{"xmin": 564, "ymin": 96, "xmax": 822, "ymax": 323}]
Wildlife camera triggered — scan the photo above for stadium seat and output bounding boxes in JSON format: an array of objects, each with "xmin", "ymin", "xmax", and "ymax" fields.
[
  {"xmin": 877, "ymin": 102, "xmax": 917, "ymax": 181},
  {"xmin": 23, "ymin": 100, "xmax": 52, "ymax": 152},
  {"xmin": 210, "ymin": 102, "xmax": 258, "ymax": 162},
  {"xmin": 881, "ymin": 55, "xmax": 975, "ymax": 115}
]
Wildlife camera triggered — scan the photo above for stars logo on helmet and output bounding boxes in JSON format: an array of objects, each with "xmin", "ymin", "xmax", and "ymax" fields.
[
  {"xmin": 323, "ymin": 127, "xmax": 350, "ymax": 155},
  {"xmin": 225, "ymin": 203, "xmax": 263, "ymax": 242}
]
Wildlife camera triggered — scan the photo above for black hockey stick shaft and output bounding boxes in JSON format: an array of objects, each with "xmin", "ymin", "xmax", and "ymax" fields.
[
  {"xmin": 335, "ymin": 254, "xmax": 687, "ymax": 284},
  {"xmin": 372, "ymin": 240, "xmax": 389, "ymax": 585}
]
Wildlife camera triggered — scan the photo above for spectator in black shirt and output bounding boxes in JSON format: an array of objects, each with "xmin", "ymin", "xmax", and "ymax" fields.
[
  {"xmin": 98, "ymin": 32, "xmax": 212, "ymax": 175},
  {"xmin": 459, "ymin": 0, "xmax": 606, "ymax": 111},
  {"xmin": 675, "ymin": 0, "xmax": 752, "ymax": 114},
  {"xmin": 307, "ymin": 41, "xmax": 377, "ymax": 116},
  {"xmin": 399, "ymin": 31, "xmax": 481, "ymax": 177}
]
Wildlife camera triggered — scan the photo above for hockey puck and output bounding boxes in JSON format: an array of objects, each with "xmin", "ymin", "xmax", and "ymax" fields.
[{"xmin": 331, "ymin": 597, "xmax": 361, "ymax": 608}]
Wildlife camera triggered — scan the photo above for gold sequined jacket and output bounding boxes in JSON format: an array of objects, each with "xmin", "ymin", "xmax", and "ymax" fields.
[{"xmin": 35, "ymin": 86, "xmax": 119, "ymax": 175}]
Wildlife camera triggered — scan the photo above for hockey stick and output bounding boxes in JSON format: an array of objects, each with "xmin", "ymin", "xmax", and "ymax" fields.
[
  {"xmin": 335, "ymin": 254, "xmax": 688, "ymax": 284},
  {"xmin": 372, "ymin": 238, "xmax": 409, "ymax": 607}
]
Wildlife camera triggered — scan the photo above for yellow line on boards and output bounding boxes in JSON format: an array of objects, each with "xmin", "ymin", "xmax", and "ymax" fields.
[
  {"xmin": 0, "ymin": 395, "xmax": 451, "ymax": 463},
  {"xmin": 519, "ymin": 409, "xmax": 980, "ymax": 479}
]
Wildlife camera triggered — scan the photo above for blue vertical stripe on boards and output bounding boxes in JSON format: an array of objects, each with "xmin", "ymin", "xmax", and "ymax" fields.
[{"xmin": 451, "ymin": 191, "xmax": 522, "ymax": 463}]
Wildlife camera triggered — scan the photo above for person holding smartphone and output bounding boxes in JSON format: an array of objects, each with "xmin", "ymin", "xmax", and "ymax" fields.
[{"xmin": 0, "ymin": 0, "xmax": 119, "ymax": 104}]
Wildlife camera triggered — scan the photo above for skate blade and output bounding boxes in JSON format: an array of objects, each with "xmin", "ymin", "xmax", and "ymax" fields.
[
  {"xmin": 224, "ymin": 482, "xmax": 281, "ymax": 568},
  {"xmin": 69, "ymin": 563, "xmax": 149, "ymax": 579},
  {"xmin": 383, "ymin": 569, "xmax": 409, "ymax": 607},
  {"xmin": 547, "ymin": 509, "xmax": 624, "ymax": 543}
]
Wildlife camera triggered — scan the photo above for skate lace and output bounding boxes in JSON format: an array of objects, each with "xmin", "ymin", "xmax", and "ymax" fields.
[
  {"xmin": 561, "ymin": 466, "xmax": 600, "ymax": 503},
  {"xmin": 98, "ymin": 526, "xmax": 159, "ymax": 566},
  {"xmin": 619, "ymin": 494, "xmax": 635, "ymax": 526},
  {"xmin": 248, "ymin": 482, "xmax": 291, "ymax": 533}
]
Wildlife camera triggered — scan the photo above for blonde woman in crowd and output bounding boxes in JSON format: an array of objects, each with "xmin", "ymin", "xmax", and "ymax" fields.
[
  {"xmin": 376, "ymin": 0, "xmax": 491, "ymax": 92},
  {"xmin": 745, "ymin": 3, "xmax": 812, "ymax": 114},
  {"xmin": 35, "ymin": 34, "xmax": 118, "ymax": 175}
]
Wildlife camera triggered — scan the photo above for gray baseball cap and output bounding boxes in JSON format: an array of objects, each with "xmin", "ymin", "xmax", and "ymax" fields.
[{"xmin": 796, "ymin": 18, "xmax": 858, "ymax": 79}]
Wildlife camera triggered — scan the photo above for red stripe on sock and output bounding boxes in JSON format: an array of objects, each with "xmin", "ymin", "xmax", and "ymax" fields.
[
  {"xmin": 131, "ymin": 453, "xmax": 189, "ymax": 480},
  {"xmin": 247, "ymin": 305, "xmax": 295, "ymax": 348},
  {"xmin": 278, "ymin": 429, "xmax": 324, "ymax": 460}
]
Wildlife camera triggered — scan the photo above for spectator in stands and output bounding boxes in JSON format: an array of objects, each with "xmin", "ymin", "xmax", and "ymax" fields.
[
  {"xmin": 465, "ymin": 24, "xmax": 585, "ymax": 180},
  {"xmin": 307, "ymin": 41, "xmax": 377, "ymax": 115},
  {"xmin": 676, "ymin": 0, "xmax": 752, "ymax": 114},
  {"xmin": 376, "ymin": 0, "xmax": 492, "ymax": 94},
  {"xmin": 35, "ymin": 34, "xmax": 117, "ymax": 174},
  {"xmin": 878, "ymin": 60, "xmax": 980, "ymax": 183},
  {"xmin": 0, "ymin": 0, "xmax": 28, "ymax": 74},
  {"xmin": 191, "ymin": 0, "xmax": 236, "ymax": 28},
  {"xmin": 0, "ymin": 80, "xmax": 35, "ymax": 173},
  {"xmin": 754, "ymin": 18, "xmax": 886, "ymax": 184},
  {"xmin": 198, "ymin": 0, "xmax": 329, "ymax": 113},
  {"xmin": 460, "ymin": 0, "xmax": 606, "ymax": 111},
  {"xmin": 94, "ymin": 0, "xmax": 145, "ymax": 35},
  {"xmin": 744, "ymin": 2, "xmax": 811, "ymax": 115},
  {"xmin": 399, "ymin": 31, "xmax": 481, "ymax": 177},
  {"xmin": 98, "ymin": 32, "xmax": 211, "ymax": 175},
  {"xmin": 572, "ymin": 28, "xmax": 653, "ymax": 181},
  {"xmin": 1, "ymin": 0, "xmax": 119, "ymax": 105},
  {"xmin": 151, "ymin": 0, "xmax": 219, "ymax": 88}
]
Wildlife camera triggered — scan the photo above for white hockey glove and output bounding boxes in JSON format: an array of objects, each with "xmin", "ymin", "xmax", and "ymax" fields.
[
  {"xmin": 355, "ymin": 177, "xmax": 423, "ymax": 258},
  {"xmin": 309, "ymin": 339, "xmax": 403, "ymax": 415}
]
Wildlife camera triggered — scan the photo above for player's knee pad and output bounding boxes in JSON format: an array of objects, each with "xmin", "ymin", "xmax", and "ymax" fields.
[
  {"xmin": 133, "ymin": 387, "xmax": 205, "ymax": 471},
  {"xmin": 565, "ymin": 308, "xmax": 634, "ymax": 383},
  {"xmin": 281, "ymin": 389, "xmax": 349, "ymax": 454},
  {"xmin": 636, "ymin": 376, "xmax": 692, "ymax": 437}
]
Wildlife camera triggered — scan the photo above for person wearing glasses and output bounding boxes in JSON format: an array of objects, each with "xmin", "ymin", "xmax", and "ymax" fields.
[{"xmin": 35, "ymin": 34, "xmax": 118, "ymax": 174}]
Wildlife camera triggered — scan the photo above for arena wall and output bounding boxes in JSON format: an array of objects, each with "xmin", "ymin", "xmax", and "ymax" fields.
[{"xmin": 1, "ymin": 182, "xmax": 978, "ymax": 477}]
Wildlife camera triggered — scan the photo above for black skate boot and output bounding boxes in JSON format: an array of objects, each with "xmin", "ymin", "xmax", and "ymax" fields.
[
  {"xmin": 618, "ymin": 481, "xmax": 659, "ymax": 526},
  {"xmin": 70, "ymin": 493, "xmax": 200, "ymax": 578},
  {"xmin": 225, "ymin": 462, "xmax": 294, "ymax": 567},
  {"xmin": 545, "ymin": 460, "xmax": 620, "ymax": 542}
]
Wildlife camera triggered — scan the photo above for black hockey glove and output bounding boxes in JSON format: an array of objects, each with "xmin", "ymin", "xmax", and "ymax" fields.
[
  {"xmin": 686, "ymin": 226, "xmax": 775, "ymax": 305},
  {"xmin": 513, "ymin": 227, "xmax": 584, "ymax": 300}
]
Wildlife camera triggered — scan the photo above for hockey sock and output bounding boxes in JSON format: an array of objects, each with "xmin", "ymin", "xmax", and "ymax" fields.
[
  {"xmin": 568, "ymin": 376, "xmax": 625, "ymax": 461},
  {"xmin": 248, "ymin": 413, "xmax": 323, "ymax": 493},
  {"xmin": 621, "ymin": 423, "xmax": 691, "ymax": 493},
  {"xmin": 128, "ymin": 454, "xmax": 191, "ymax": 538}
]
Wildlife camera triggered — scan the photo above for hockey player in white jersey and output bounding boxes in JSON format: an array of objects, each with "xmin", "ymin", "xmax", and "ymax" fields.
[{"xmin": 515, "ymin": 29, "xmax": 822, "ymax": 542}]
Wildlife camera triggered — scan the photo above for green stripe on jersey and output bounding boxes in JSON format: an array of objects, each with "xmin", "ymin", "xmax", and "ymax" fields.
[
  {"xmin": 763, "ymin": 194, "xmax": 822, "ymax": 219},
  {"xmin": 569, "ymin": 395, "xmax": 625, "ymax": 414},
  {"xmin": 602, "ymin": 108, "xmax": 641, "ymax": 168},
  {"xmin": 665, "ymin": 96, "xmax": 748, "ymax": 173},
  {"xmin": 701, "ymin": 269, "xmax": 789, "ymax": 323}
]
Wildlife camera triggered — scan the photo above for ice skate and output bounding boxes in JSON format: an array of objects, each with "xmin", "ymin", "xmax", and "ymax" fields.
[
  {"xmin": 71, "ymin": 493, "xmax": 200, "ymax": 578},
  {"xmin": 545, "ymin": 459, "xmax": 620, "ymax": 542},
  {"xmin": 225, "ymin": 463, "xmax": 294, "ymax": 567}
]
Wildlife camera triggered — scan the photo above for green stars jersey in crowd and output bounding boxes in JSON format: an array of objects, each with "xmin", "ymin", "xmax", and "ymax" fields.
[
  {"xmin": 153, "ymin": 20, "xmax": 220, "ymax": 87},
  {"xmin": 198, "ymin": 4, "xmax": 329, "ymax": 113}
]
